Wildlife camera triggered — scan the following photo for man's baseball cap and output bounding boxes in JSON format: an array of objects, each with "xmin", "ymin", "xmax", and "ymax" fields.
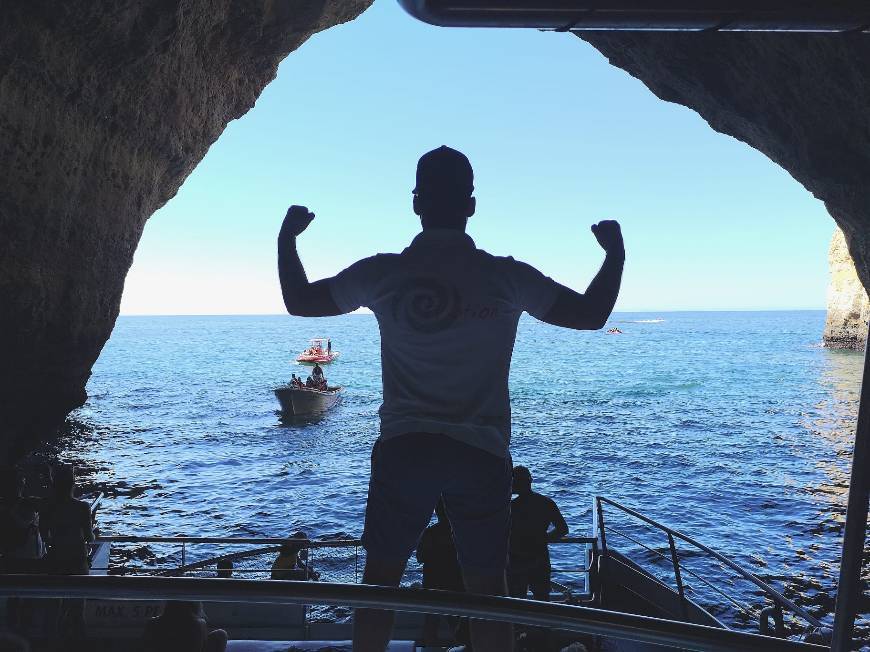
[{"xmin": 413, "ymin": 146, "xmax": 474, "ymax": 197}]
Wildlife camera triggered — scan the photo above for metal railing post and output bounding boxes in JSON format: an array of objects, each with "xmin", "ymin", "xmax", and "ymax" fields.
[
  {"xmin": 595, "ymin": 497, "xmax": 608, "ymax": 560},
  {"xmin": 181, "ymin": 542, "xmax": 186, "ymax": 574},
  {"xmin": 667, "ymin": 532, "xmax": 688, "ymax": 621},
  {"xmin": 831, "ymin": 330, "xmax": 870, "ymax": 651}
]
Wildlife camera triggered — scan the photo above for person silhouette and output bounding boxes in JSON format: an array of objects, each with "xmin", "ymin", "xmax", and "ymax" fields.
[
  {"xmin": 142, "ymin": 601, "xmax": 227, "ymax": 652},
  {"xmin": 277, "ymin": 145, "xmax": 624, "ymax": 652},
  {"xmin": 416, "ymin": 498, "xmax": 468, "ymax": 647},
  {"xmin": 508, "ymin": 466, "xmax": 568, "ymax": 602},
  {"xmin": 42, "ymin": 464, "xmax": 93, "ymax": 575}
]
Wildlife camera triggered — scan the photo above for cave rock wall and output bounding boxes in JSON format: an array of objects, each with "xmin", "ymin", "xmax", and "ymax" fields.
[{"xmin": 0, "ymin": 0, "xmax": 370, "ymax": 461}]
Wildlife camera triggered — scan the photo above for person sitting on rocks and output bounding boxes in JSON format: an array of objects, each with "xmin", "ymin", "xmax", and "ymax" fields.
[{"xmin": 143, "ymin": 601, "xmax": 227, "ymax": 652}]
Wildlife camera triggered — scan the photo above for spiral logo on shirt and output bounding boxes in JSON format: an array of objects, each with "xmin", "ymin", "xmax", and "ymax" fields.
[{"xmin": 391, "ymin": 277, "xmax": 462, "ymax": 333}]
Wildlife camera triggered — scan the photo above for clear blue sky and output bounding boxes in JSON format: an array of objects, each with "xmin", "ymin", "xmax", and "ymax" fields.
[{"xmin": 120, "ymin": 0, "xmax": 835, "ymax": 315}]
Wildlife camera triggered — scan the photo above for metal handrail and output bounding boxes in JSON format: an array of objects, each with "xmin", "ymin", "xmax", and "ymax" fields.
[
  {"xmin": 605, "ymin": 525, "xmax": 759, "ymax": 621},
  {"xmin": 96, "ymin": 534, "xmax": 594, "ymax": 586},
  {"xmin": 97, "ymin": 536, "xmax": 360, "ymax": 547},
  {"xmin": 0, "ymin": 575, "xmax": 827, "ymax": 652},
  {"xmin": 97, "ymin": 535, "xmax": 594, "ymax": 546},
  {"xmin": 595, "ymin": 497, "xmax": 823, "ymax": 629}
]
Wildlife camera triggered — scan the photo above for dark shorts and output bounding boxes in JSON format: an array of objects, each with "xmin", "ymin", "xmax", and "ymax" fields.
[
  {"xmin": 508, "ymin": 561, "xmax": 551, "ymax": 601},
  {"xmin": 362, "ymin": 432, "xmax": 512, "ymax": 574}
]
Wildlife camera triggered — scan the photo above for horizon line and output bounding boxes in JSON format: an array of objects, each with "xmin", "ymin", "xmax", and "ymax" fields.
[{"xmin": 117, "ymin": 307, "xmax": 827, "ymax": 317}]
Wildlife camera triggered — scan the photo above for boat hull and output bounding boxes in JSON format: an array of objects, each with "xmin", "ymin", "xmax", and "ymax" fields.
[
  {"xmin": 275, "ymin": 386, "xmax": 342, "ymax": 416},
  {"xmin": 296, "ymin": 352, "xmax": 340, "ymax": 364}
]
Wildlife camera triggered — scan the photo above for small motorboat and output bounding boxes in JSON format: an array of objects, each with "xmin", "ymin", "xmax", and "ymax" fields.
[
  {"xmin": 275, "ymin": 385, "xmax": 342, "ymax": 416},
  {"xmin": 296, "ymin": 338, "xmax": 340, "ymax": 364}
]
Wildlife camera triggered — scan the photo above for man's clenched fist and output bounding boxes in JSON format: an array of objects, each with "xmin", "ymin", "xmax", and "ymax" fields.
[
  {"xmin": 591, "ymin": 220, "xmax": 624, "ymax": 256},
  {"xmin": 279, "ymin": 205, "xmax": 315, "ymax": 240}
]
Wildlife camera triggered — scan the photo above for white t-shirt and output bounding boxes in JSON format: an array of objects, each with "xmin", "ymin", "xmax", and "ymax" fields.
[{"xmin": 329, "ymin": 229, "xmax": 561, "ymax": 458}]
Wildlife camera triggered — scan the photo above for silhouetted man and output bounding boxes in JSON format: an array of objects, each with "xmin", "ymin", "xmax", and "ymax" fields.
[
  {"xmin": 277, "ymin": 145, "xmax": 624, "ymax": 652},
  {"xmin": 508, "ymin": 466, "xmax": 568, "ymax": 602},
  {"xmin": 416, "ymin": 498, "xmax": 466, "ymax": 646}
]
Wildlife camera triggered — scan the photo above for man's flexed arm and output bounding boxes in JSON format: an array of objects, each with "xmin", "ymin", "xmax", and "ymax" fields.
[
  {"xmin": 278, "ymin": 205, "xmax": 343, "ymax": 317},
  {"xmin": 541, "ymin": 220, "xmax": 624, "ymax": 331}
]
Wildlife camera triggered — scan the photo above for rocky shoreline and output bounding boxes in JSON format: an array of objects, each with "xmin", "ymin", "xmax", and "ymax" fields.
[{"xmin": 824, "ymin": 228, "xmax": 869, "ymax": 351}]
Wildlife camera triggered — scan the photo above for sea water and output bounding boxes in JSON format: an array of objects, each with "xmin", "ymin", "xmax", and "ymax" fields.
[{"xmin": 52, "ymin": 310, "xmax": 866, "ymax": 633}]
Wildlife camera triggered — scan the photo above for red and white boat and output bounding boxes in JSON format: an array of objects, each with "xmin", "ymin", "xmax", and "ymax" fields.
[{"xmin": 296, "ymin": 338, "xmax": 340, "ymax": 364}]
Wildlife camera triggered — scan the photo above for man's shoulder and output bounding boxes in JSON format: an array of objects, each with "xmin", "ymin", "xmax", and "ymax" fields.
[
  {"xmin": 354, "ymin": 252, "xmax": 400, "ymax": 266},
  {"xmin": 352, "ymin": 252, "xmax": 401, "ymax": 273},
  {"xmin": 532, "ymin": 492, "xmax": 557, "ymax": 507},
  {"xmin": 477, "ymin": 251, "xmax": 547, "ymax": 278}
]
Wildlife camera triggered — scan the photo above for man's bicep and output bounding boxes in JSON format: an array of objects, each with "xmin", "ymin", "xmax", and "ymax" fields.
[
  {"xmin": 539, "ymin": 287, "xmax": 603, "ymax": 330},
  {"xmin": 509, "ymin": 259, "xmax": 562, "ymax": 320},
  {"xmin": 298, "ymin": 279, "xmax": 344, "ymax": 316},
  {"xmin": 327, "ymin": 257, "xmax": 378, "ymax": 314}
]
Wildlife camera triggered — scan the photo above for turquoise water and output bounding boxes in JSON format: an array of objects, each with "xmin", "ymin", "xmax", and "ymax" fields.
[{"xmin": 53, "ymin": 311, "xmax": 865, "ymax": 634}]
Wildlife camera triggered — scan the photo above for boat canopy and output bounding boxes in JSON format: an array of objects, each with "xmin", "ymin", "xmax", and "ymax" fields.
[{"xmin": 397, "ymin": 0, "xmax": 870, "ymax": 31}]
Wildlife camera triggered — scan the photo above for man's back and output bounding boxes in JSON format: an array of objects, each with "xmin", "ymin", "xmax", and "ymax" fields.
[
  {"xmin": 510, "ymin": 491, "xmax": 561, "ymax": 569},
  {"xmin": 330, "ymin": 229, "xmax": 559, "ymax": 457}
]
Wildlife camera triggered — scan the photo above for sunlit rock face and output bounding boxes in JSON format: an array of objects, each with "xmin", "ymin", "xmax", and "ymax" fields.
[
  {"xmin": 825, "ymin": 228, "xmax": 869, "ymax": 350},
  {"xmin": 0, "ymin": 0, "xmax": 371, "ymax": 462},
  {"xmin": 579, "ymin": 32, "xmax": 870, "ymax": 293}
]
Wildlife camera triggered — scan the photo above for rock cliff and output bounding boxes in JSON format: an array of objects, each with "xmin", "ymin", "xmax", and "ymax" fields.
[
  {"xmin": 825, "ymin": 228, "xmax": 869, "ymax": 350},
  {"xmin": 0, "ymin": 0, "xmax": 370, "ymax": 462},
  {"xmin": 579, "ymin": 32, "xmax": 870, "ymax": 298}
]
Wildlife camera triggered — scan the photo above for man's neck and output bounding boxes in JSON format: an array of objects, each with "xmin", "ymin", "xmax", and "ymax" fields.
[{"xmin": 420, "ymin": 218, "xmax": 467, "ymax": 232}]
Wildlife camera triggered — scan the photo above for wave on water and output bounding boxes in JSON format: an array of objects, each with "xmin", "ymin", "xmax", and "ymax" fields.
[{"xmin": 621, "ymin": 318, "xmax": 666, "ymax": 323}]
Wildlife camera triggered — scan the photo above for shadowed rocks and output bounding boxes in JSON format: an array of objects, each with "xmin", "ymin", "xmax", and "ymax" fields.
[{"xmin": 0, "ymin": 0, "xmax": 371, "ymax": 462}]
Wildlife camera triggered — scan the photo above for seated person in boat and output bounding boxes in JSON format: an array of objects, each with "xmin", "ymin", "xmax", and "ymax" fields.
[
  {"xmin": 305, "ymin": 376, "xmax": 314, "ymax": 388},
  {"xmin": 271, "ymin": 531, "xmax": 319, "ymax": 580},
  {"xmin": 142, "ymin": 601, "xmax": 227, "ymax": 652}
]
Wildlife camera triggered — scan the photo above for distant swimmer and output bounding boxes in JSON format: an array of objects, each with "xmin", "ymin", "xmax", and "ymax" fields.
[
  {"xmin": 277, "ymin": 145, "xmax": 624, "ymax": 652},
  {"xmin": 607, "ymin": 327, "xmax": 623, "ymax": 334}
]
